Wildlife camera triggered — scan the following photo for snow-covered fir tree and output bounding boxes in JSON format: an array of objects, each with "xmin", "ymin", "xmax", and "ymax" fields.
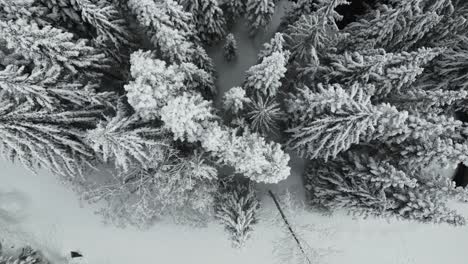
[
  {"xmin": 284, "ymin": 0, "xmax": 468, "ymax": 224},
  {"xmin": 2, "ymin": 0, "xmax": 468, "ymax": 234},
  {"xmin": 127, "ymin": 0, "xmax": 195, "ymax": 63},
  {"xmin": 216, "ymin": 180, "xmax": 260, "ymax": 248},
  {"xmin": 179, "ymin": 0, "xmax": 227, "ymax": 45},
  {"xmin": 286, "ymin": 83, "xmax": 408, "ymax": 160},
  {"xmin": 223, "ymin": 86, "xmax": 251, "ymax": 114},
  {"xmin": 83, "ymin": 150, "xmax": 218, "ymax": 227},
  {"xmin": 279, "ymin": 0, "xmax": 318, "ymax": 31},
  {"xmin": 247, "ymin": 95, "xmax": 284, "ymax": 135},
  {"xmin": 124, "ymin": 50, "xmax": 212, "ymax": 120},
  {"xmin": 0, "ymin": 65, "xmax": 110, "ymax": 110},
  {"xmin": 245, "ymin": 0, "xmax": 275, "ymax": 36},
  {"xmin": 224, "ymin": 33, "xmax": 238, "ymax": 61},
  {"xmin": 221, "ymin": 0, "xmax": 246, "ymax": 25},
  {"xmin": 344, "ymin": 0, "xmax": 450, "ymax": 51},
  {"xmin": 257, "ymin": 32, "xmax": 289, "ymax": 61},
  {"xmin": 124, "ymin": 49, "xmax": 290, "ymax": 184},
  {"xmin": 306, "ymin": 151, "xmax": 467, "ymax": 225},
  {"xmin": 86, "ymin": 102, "xmax": 172, "ymax": 172},
  {"xmin": 0, "ymin": 19, "xmax": 108, "ymax": 77},
  {"xmin": 0, "ymin": 99, "xmax": 101, "ymax": 178},
  {"xmin": 244, "ymin": 51, "xmax": 288, "ymax": 97}
]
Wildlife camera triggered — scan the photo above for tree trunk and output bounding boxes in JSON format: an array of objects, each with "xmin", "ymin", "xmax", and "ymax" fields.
[{"xmin": 268, "ymin": 190, "xmax": 312, "ymax": 264}]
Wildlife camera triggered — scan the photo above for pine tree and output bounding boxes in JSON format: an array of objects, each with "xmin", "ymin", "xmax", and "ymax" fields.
[
  {"xmin": 279, "ymin": 0, "xmax": 318, "ymax": 31},
  {"xmin": 200, "ymin": 123, "xmax": 291, "ymax": 183},
  {"xmin": 344, "ymin": 0, "xmax": 447, "ymax": 51},
  {"xmin": 0, "ymin": 19, "xmax": 108, "ymax": 77},
  {"xmin": 245, "ymin": 0, "xmax": 275, "ymax": 36},
  {"xmin": 216, "ymin": 181, "xmax": 260, "ymax": 248},
  {"xmin": 0, "ymin": 65, "xmax": 110, "ymax": 110},
  {"xmin": 86, "ymin": 104, "xmax": 172, "ymax": 172},
  {"xmin": 0, "ymin": 0, "xmax": 49, "ymax": 26},
  {"xmin": 284, "ymin": 0, "xmax": 347, "ymax": 64},
  {"xmin": 282, "ymin": 2, "xmax": 468, "ymax": 228},
  {"xmin": 191, "ymin": 44, "xmax": 217, "ymax": 80},
  {"xmin": 83, "ymin": 151, "xmax": 218, "ymax": 227},
  {"xmin": 160, "ymin": 92, "xmax": 215, "ymax": 142},
  {"xmin": 124, "ymin": 50, "xmax": 211, "ymax": 120},
  {"xmin": 125, "ymin": 50, "xmax": 291, "ymax": 184},
  {"xmin": 127, "ymin": 0, "xmax": 194, "ymax": 63},
  {"xmin": 244, "ymin": 51, "xmax": 288, "ymax": 97},
  {"xmin": 414, "ymin": 37, "xmax": 468, "ymax": 103},
  {"xmin": 306, "ymin": 152, "xmax": 467, "ymax": 225},
  {"xmin": 223, "ymin": 86, "xmax": 251, "ymax": 114},
  {"xmin": 0, "ymin": 99, "xmax": 101, "ymax": 178},
  {"xmin": 286, "ymin": 83, "xmax": 409, "ymax": 160},
  {"xmin": 258, "ymin": 32, "xmax": 289, "ymax": 62},
  {"xmin": 221, "ymin": 0, "xmax": 246, "ymax": 25},
  {"xmin": 247, "ymin": 96, "xmax": 284, "ymax": 135},
  {"xmin": 35, "ymin": 0, "xmax": 86, "ymax": 32},
  {"xmin": 223, "ymin": 33, "xmax": 238, "ymax": 61},
  {"xmin": 327, "ymin": 47, "xmax": 443, "ymax": 99},
  {"xmin": 180, "ymin": 0, "xmax": 227, "ymax": 45}
]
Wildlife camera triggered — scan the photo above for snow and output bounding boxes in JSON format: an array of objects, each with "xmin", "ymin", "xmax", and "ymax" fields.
[
  {"xmin": 2, "ymin": 1, "xmax": 468, "ymax": 264},
  {"xmin": 1, "ymin": 159, "xmax": 468, "ymax": 264},
  {"xmin": 208, "ymin": 0, "xmax": 290, "ymax": 107}
]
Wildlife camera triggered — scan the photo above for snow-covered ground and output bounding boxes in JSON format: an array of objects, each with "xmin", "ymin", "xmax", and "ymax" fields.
[
  {"xmin": 2, "ymin": 2, "xmax": 468, "ymax": 264},
  {"xmin": 2, "ymin": 159, "xmax": 468, "ymax": 264}
]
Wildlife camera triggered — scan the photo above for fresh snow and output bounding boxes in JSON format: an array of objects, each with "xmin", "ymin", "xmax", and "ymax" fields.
[{"xmin": 1, "ymin": 159, "xmax": 468, "ymax": 264}]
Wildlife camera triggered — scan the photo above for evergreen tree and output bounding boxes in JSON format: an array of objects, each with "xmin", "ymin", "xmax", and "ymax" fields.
[
  {"xmin": 86, "ymin": 105, "xmax": 172, "ymax": 172},
  {"xmin": 160, "ymin": 92, "xmax": 215, "ymax": 142},
  {"xmin": 83, "ymin": 151, "xmax": 218, "ymax": 227},
  {"xmin": 74, "ymin": 0, "xmax": 132, "ymax": 51},
  {"xmin": 0, "ymin": 99, "xmax": 101, "ymax": 177},
  {"xmin": 246, "ymin": 96, "xmax": 284, "ymax": 135},
  {"xmin": 0, "ymin": 19, "xmax": 108, "ymax": 77},
  {"xmin": 0, "ymin": 0, "xmax": 49, "ymax": 26},
  {"xmin": 257, "ymin": 32, "xmax": 289, "ymax": 62},
  {"xmin": 245, "ymin": 0, "xmax": 275, "ymax": 36},
  {"xmin": 223, "ymin": 33, "xmax": 238, "ymax": 61},
  {"xmin": 306, "ymin": 152, "xmax": 467, "ymax": 225},
  {"xmin": 0, "ymin": 65, "xmax": 110, "ymax": 110},
  {"xmin": 124, "ymin": 50, "xmax": 211, "ymax": 120},
  {"xmin": 125, "ymin": 50, "xmax": 291, "ymax": 184},
  {"xmin": 180, "ymin": 0, "xmax": 227, "ymax": 45},
  {"xmin": 191, "ymin": 44, "xmax": 217, "ymax": 79},
  {"xmin": 216, "ymin": 181, "xmax": 260, "ymax": 248},
  {"xmin": 326, "ymin": 47, "xmax": 442, "ymax": 99},
  {"xmin": 283, "ymin": 0, "xmax": 468, "ymax": 224},
  {"xmin": 221, "ymin": 0, "xmax": 246, "ymax": 25},
  {"xmin": 35, "ymin": 0, "xmax": 86, "ymax": 32},
  {"xmin": 200, "ymin": 123, "xmax": 291, "ymax": 183},
  {"xmin": 244, "ymin": 51, "xmax": 288, "ymax": 97},
  {"xmin": 286, "ymin": 83, "xmax": 408, "ymax": 160},
  {"xmin": 284, "ymin": 0, "xmax": 348, "ymax": 64},
  {"xmin": 127, "ymin": 0, "xmax": 194, "ymax": 63},
  {"xmin": 344, "ymin": 0, "xmax": 448, "ymax": 51},
  {"xmin": 223, "ymin": 86, "xmax": 251, "ymax": 114},
  {"xmin": 279, "ymin": 0, "xmax": 318, "ymax": 31},
  {"xmin": 33, "ymin": 0, "xmax": 132, "ymax": 52}
]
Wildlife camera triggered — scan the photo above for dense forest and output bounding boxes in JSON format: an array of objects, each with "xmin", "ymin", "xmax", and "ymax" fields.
[{"xmin": 1, "ymin": 0, "xmax": 468, "ymax": 255}]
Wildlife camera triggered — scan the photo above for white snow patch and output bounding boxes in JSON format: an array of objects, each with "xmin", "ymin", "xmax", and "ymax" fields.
[{"xmin": 1, "ymin": 159, "xmax": 468, "ymax": 264}]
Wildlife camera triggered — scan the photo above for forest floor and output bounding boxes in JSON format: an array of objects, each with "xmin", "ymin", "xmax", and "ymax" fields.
[{"xmin": 1, "ymin": 2, "xmax": 468, "ymax": 264}]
